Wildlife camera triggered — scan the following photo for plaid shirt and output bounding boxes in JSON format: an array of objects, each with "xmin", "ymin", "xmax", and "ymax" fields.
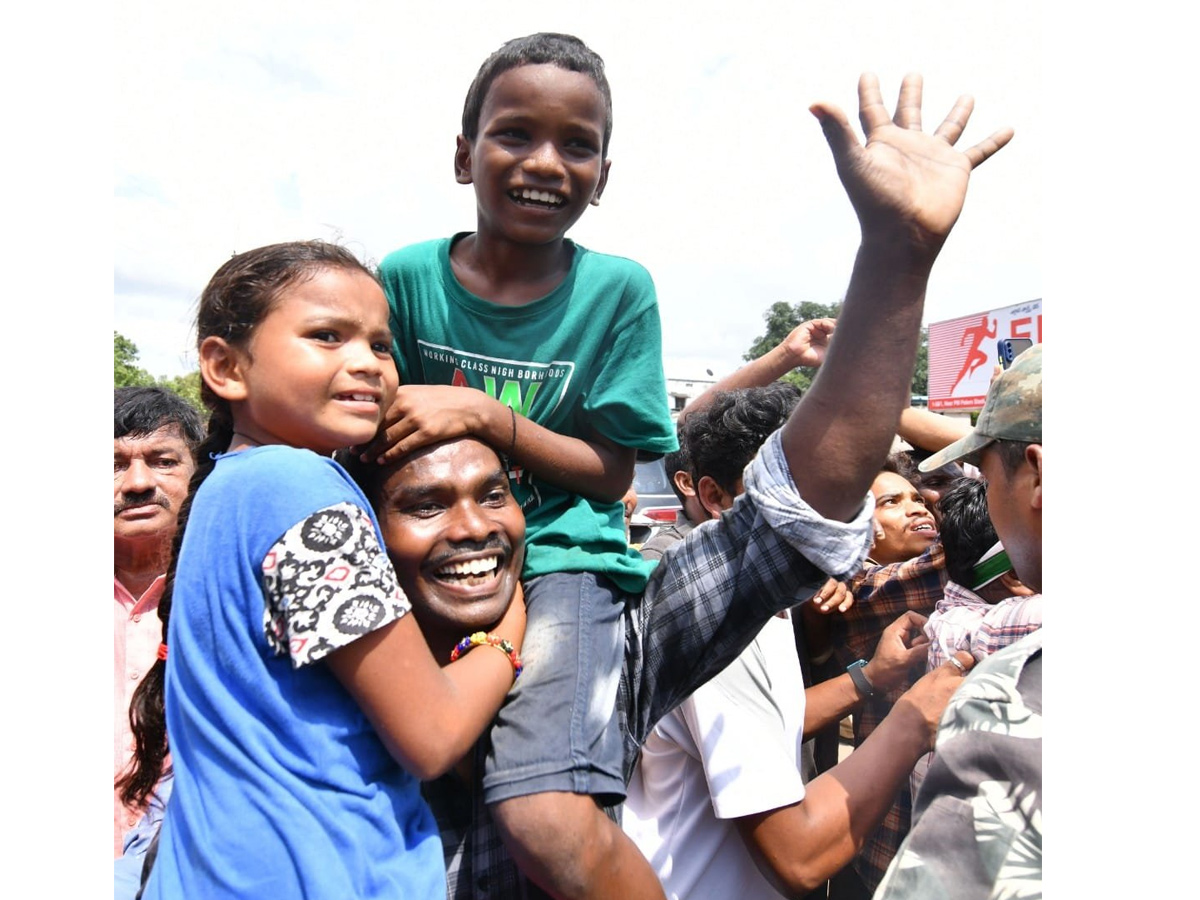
[
  {"xmin": 925, "ymin": 581, "xmax": 1043, "ymax": 669},
  {"xmin": 424, "ymin": 430, "xmax": 875, "ymax": 899},
  {"xmin": 830, "ymin": 543, "xmax": 948, "ymax": 892}
]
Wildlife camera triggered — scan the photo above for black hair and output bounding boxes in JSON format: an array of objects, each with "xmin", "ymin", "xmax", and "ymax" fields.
[
  {"xmin": 882, "ymin": 450, "xmax": 919, "ymax": 484},
  {"xmin": 336, "ymin": 448, "xmax": 388, "ymax": 513},
  {"xmin": 115, "ymin": 386, "xmax": 204, "ymax": 445},
  {"xmin": 684, "ymin": 383, "xmax": 802, "ymax": 495},
  {"xmin": 117, "ymin": 240, "xmax": 377, "ymax": 809},
  {"xmin": 993, "ymin": 439, "xmax": 1034, "ymax": 477},
  {"xmin": 662, "ymin": 427, "xmax": 691, "ymax": 507},
  {"xmin": 937, "ymin": 476, "xmax": 998, "ymax": 586},
  {"xmin": 461, "ymin": 32, "xmax": 613, "ymax": 157}
]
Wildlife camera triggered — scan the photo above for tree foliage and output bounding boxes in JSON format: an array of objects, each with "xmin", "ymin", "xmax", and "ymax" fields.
[
  {"xmin": 158, "ymin": 371, "xmax": 204, "ymax": 412},
  {"xmin": 114, "ymin": 331, "xmax": 204, "ymax": 414},
  {"xmin": 743, "ymin": 301, "xmax": 928, "ymax": 396},
  {"xmin": 114, "ymin": 331, "xmax": 156, "ymax": 388},
  {"xmin": 743, "ymin": 301, "xmax": 842, "ymax": 393}
]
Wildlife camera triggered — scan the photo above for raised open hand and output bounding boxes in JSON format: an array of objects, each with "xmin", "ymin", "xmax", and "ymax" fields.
[{"xmin": 811, "ymin": 73, "xmax": 1013, "ymax": 251}]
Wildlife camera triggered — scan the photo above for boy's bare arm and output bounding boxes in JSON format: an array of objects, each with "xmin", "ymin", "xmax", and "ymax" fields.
[
  {"xmin": 364, "ymin": 384, "xmax": 635, "ymax": 503},
  {"xmin": 780, "ymin": 73, "xmax": 1012, "ymax": 521}
]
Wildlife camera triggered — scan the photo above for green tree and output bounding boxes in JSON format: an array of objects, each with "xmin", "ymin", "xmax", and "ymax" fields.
[
  {"xmin": 743, "ymin": 302, "xmax": 928, "ymax": 396},
  {"xmin": 158, "ymin": 370, "xmax": 204, "ymax": 413},
  {"xmin": 743, "ymin": 300, "xmax": 842, "ymax": 392},
  {"xmin": 114, "ymin": 331, "xmax": 204, "ymax": 414},
  {"xmin": 912, "ymin": 327, "xmax": 929, "ymax": 397},
  {"xmin": 114, "ymin": 331, "xmax": 156, "ymax": 388}
]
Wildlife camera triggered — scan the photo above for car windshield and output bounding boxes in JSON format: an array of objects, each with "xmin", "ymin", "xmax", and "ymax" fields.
[{"xmin": 633, "ymin": 458, "xmax": 672, "ymax": 496}]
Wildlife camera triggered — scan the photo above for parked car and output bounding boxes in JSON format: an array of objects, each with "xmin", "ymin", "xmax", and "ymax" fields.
[{"xmin": 628, "ymin": 457, "xmax": 683, "ymax": 547}]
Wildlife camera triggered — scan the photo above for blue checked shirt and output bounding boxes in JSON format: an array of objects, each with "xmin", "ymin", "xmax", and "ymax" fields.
[{"xmin": 424, "ymin": 430, "xmax": 875, "ymax": 899}]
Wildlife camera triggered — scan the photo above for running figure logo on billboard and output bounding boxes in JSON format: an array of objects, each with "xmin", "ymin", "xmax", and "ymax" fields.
[{"xmin": 927, "ymin": 300, "xmax": 1042, "ymax": 411}]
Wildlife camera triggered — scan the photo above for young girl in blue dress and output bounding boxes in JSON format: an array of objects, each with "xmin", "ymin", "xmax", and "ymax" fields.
[{"xmin": 120, "ymin": 241, "xmax": 525, "ymax": 898}]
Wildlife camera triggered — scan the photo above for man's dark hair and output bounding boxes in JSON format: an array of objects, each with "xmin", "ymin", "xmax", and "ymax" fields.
[
  {"xmin": 461, "ymin": 32, "xmax": 614, "ymax": 157},
  {"xmin": 684, "ymin": 383, "xmax": 802, "ymax": 495},
  {"xmin": 115, "ymin": 386, "xmax": 204, "ymax": 445},
  {"xmin": 882, "ymin": 450, "xmax": 919, "ymax": 483},
  {"xmin": 662, "ymin": 430, "xmax": 690, "ymax": 507},
  {"xmin": 937, "ymin": 476, "xmax": 998, "ymax": 586},
  {"xmin": 992, "ymin": 439, "xmax": 1034, "ymax": 477}
]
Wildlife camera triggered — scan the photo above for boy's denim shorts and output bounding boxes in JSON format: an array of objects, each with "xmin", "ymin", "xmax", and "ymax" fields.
[{"xmin": 481, "ymin": 571, "xmax": 626, "ymax": 805}]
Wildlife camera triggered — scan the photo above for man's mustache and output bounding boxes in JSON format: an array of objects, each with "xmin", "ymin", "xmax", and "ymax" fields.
[{"xmin": 115, "ymin": 491, "xmax": 170, "ymax": 516}]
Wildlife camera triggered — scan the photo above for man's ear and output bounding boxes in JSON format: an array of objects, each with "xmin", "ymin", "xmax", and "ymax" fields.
[
  {"xmin": 454, "ymin": 135, "xmax": 474, "ymax": 185},
  {"xmin": 1027, "ymin": 444, "xmax": 1042, "ymax": 512},
  {"xmin": 998, "ymin": 570, "xmax": 1035, "ymax": 597},
  {"xmin": 199, "ymin": 336, "xmax": 248, "ymax": 402},
  {"xmin": 696, "ymin": 474, "xmax": 731, "ymax": 521},
  {"xmin": 590, "ymin": 158, "xmax": 611, "ymax": 206},
  {"xmin": 672, "ymin": 468, "xmax": 695, "ymax": 499}
]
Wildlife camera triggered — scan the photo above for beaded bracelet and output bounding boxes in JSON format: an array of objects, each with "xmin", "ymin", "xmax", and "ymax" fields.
[{"xmin": 450, "ymin": 631, "xmax": 523, "ymax": 680}]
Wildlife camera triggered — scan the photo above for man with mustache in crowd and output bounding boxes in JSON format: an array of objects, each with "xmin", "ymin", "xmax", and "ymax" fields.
[{"xmin": 113, "ymin": 387, "xmax": 202, "ymax": 857}]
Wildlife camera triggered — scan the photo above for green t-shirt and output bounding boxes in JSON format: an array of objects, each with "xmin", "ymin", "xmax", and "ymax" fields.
[{"xmin": 377, "ymin": 235, "xmax": 678, "ymax": 592}]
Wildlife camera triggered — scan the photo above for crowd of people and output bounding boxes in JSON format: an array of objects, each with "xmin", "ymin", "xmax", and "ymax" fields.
[{"xmin": 113, "ymin": 31, "xmax": 1040, "ymax": 900}]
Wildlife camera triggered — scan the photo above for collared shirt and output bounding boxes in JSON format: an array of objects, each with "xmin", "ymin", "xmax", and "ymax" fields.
[
  {"xmin": 830, "ymin": 544, "xmax": 948, "ymax": 892},
  {"xmin": 114, "ymin": 574, "xmax": 166, "ymax": 857},
  {"xmin": 925, "ymin": 581, "xmax": 1043, "ymax": 669},
  {"xmin": 425, "ymin": 429, "xmax": 876, "ymax": 899}
]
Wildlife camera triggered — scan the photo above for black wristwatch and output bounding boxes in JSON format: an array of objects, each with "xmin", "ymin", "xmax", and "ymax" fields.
[{"xmin": 847, "ymin": 659, "xmax": 875, "ymax": 698}]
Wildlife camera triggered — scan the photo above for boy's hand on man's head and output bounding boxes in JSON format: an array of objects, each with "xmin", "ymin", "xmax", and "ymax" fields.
[
  {"xmin": 810, "ymin": 73, "xmax": 1013, "ymax": 254},
  {"xmin": 360, "ymin": 384, "xmax": 502, "ymax": 464}
]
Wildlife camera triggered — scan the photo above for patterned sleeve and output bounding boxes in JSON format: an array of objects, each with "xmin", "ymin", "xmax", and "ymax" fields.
[{"xmin": 260, "ymin": 502, "xmax": 412, "ymax": 668}]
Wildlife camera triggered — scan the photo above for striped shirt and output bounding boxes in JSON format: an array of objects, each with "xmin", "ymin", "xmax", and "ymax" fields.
[{"xmin": 925, "ymin": 581, "xmax": 1043, "ymax": 669}]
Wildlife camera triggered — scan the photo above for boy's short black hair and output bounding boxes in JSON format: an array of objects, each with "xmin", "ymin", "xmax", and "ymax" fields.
[
  {"xmin": 938, "ymin": 476, "xmax": 999, "ymax": 586},
  {"xmin": 684, "ymin": 383, "xmax": 802, "ymax": 496},
  {"xmin": 461, "ymin": 32, "xmax": 613, "ymax": 156}
]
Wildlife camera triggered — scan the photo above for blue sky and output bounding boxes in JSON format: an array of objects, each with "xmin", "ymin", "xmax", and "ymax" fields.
[{"xmin": 114, "ymin": 0, "xmax": 1042, "ymax": 380}]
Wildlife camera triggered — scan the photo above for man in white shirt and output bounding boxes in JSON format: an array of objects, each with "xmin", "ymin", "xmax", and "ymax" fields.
[{"xmin": 624, "ymin": 385, "xmax": 934, "ymax": 900}]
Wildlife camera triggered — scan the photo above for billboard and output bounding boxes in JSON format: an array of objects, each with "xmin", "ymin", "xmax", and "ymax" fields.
[{"xmin": 927, "ymin": 300, "xmax": 1042, "ymax": 412}]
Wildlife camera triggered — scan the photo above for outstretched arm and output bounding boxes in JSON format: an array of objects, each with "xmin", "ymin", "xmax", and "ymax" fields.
[
  {"xmin": 897, "ymin": 405, "xmax": 973, "ymax": 453},
  {"xmin": 733, "ymin": 651, "xmax": 975, "ymax": 895},
  {"xmin": 781, "ymin": 73, "xmax": 1012, "ymax": 520}
]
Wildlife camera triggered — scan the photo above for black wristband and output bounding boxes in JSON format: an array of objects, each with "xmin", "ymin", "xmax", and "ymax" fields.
[{"xmin": 847, "ymin": 658, "xmax": 875, "ymax": 698}]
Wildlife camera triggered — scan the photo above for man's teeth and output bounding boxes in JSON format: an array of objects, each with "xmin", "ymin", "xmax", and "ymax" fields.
[
  {"xmin": 513, "ymin": 188, "xmax": 563, "ymax": 205},
  {"xmin": 438, "ymin": 557, "xmax": 500, "ymax": 577},
  {"xmin": 913, "ymin": 524, "xmax": 934, "ymax": 532}
]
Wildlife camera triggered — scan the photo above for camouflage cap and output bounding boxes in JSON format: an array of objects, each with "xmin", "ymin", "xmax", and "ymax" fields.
[{"xmin": 919, "ymin": 344, "xmax": 1042, "ymax": 472}]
